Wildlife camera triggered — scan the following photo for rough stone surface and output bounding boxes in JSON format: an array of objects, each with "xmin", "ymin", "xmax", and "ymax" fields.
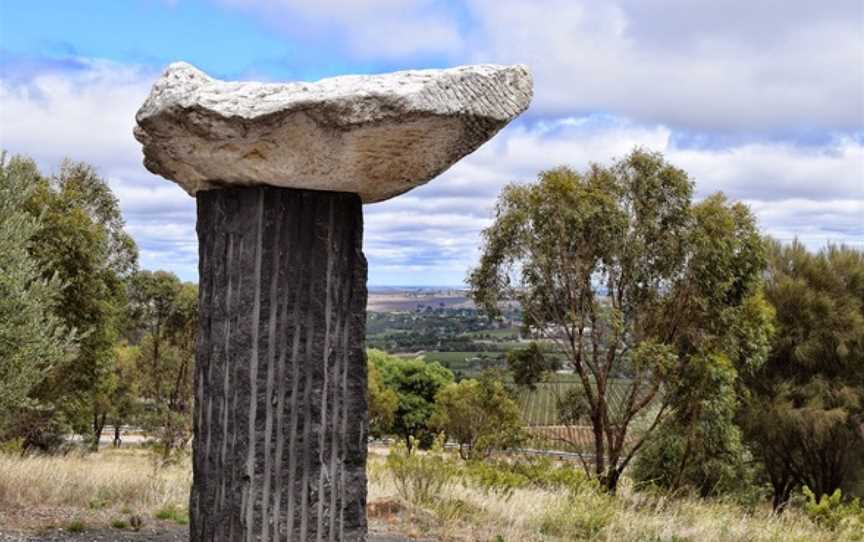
[
  {"xmin": 191, "ymin": 186, "xmax": 368, "ymax": 541},
  {"xmin": 134, "ymin": 62, "xmax": 532, "ymax": 202}
]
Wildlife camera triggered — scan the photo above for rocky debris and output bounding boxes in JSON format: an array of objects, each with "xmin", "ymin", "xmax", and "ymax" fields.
[{"xmin": 134, "ymin": 62, "xmax": 532, "ymax": 203}]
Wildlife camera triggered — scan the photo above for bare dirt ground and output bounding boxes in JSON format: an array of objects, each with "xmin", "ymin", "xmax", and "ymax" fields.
[
  {"xmin": 0, "ymin": 506, "xmax": 418, "ymax": 541},
  {"xmin": 0, "ymin": 531, "xmax": 412, "ymax": 542}
]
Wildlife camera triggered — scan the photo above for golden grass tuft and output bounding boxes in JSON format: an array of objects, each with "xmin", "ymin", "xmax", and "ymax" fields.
[{"xmin": 0, "ymin": 448, "xmax": 190, "ymax": 514}]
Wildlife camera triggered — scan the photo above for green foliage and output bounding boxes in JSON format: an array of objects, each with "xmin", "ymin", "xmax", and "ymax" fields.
[
  {"xmin": 14, "ymin": 157, "xmax": 138, "ymax": 450},
  {"xmin": 634, "ymin": 353, "xmax": 750, "ymax": 497},
  {"xmin": 506, "ymin": 342, "xmax": 560, "ymax": 390},
  {"xmin": 366, "ymin": 306, "xmax": 521, "ymax": 358},
  {"xmin": 538, "ymin": 490, "xmax": 617, "ymax": 540},
  {"xmin": 0, "ymin": 438, "xmax": 25, "ymax": 456},
  {"xmin": 802, "ymin": 487, "xmax": 864, "ymax": 531},
  {"xmin": 0, "ymin": 155, "xmax": 76, "ymax": 438},
  {"xmin": 370, "ymin": 349, "xmax": 453, "ymax": 450},
  {"xmin": 469, "ymin": 149, "xmax": 770, "ymax": 491},
  {"xmin": 429, "ymin": 371, "xmax": 524, "ymax": 459},
  {"xmin": 386, "ymin": 435, "xmax": 457, "ymax": 506},
  {"xmin": 111, "ymin": 519, "xmax": 129, "ymax": 530},
  {"xmin": 154, "ymin": 504, "xmax": 189, "ymax": 524},
  {"xmin": 368, "ymin": 358, "xmax": 399, "ymax": 438},
  {"xmin": 65, "ymin": 520, "xmax": 86, "ymax": 533},
  {"xmin": 462, "ymin": 456, "xmax": 592, "ymax": 499},
  {"xmin": 127, "ymin": 271, "xmax": 197, "ymax": 464},
  {"xmin": 741, "ymin": 241, "xmax": 864, "ymax": 509}
]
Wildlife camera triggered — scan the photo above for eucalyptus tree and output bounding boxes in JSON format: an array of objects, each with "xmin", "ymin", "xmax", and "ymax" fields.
[
  {"xmin": 0, "ymin": 155, "xmax": 76, "ymax": 439},
  {"xmin": 13, "ymin": 158, "xmax": 136, "ymax": 450},
  {"xmin": 127, "ymin": 270, "xmax": 198, "ymax": 462},
  {"xmin": 469, "ymin": 149, "xmax": 772, "ymax": 491}
]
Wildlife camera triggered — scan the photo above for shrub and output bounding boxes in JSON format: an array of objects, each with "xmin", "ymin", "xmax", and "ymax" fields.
[
  {"xmin": 386, "ymin": 435, "xmax": 457, "ymax": 506},
  {"xmin": 65, "ymin": 520, "xmax": 86, "ymax": 533},
  {"xmin": 463, "ymin": 456, "xmax": 592, "ymax": 498},
  {"xmin": 433, "ymin": 497, "xmax": 485, "ymax": 523},
  {"xmin": 111, "ymin": 519, "xmax": 129, "ymax": 529},
  {"xmin": 538, "ymin": 490, "xmax": 617, "ymax": 540},
  {"xmin": 0, "ymin": 438, "xmax": 24, "ymax": 456},
  {"xmin": 429, "ymin": 372, "xmax": 524, "ymax": 460},
  {"xmin": 802, "ymin": 486, "xmax": 864, "ymax": 531},
  {"xmin": 154, "ymin": 503, "xmax": 189, "ymax": 525},
  {"xmin": 632, "ymin": 416, "xmax": 750, "ymax": 498}
]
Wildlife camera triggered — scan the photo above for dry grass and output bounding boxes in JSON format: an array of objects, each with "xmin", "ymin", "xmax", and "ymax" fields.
[
  {"xmin": 0, "ymin": 447, "xmax": 851, "ymax": 541},
  {"xmin": 366, "ymin": 449, "xmax": 849, "ymax": 542},
  {"xmin": 0, "ymin": 448, "xmax": 190, "ymax": 531}
]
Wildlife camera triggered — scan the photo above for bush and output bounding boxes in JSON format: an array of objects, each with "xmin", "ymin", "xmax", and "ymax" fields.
[
  {"xmin": 65, "ymin": 520, "xmax": 86, "ymax": 533},
  {"xmin": 0, "ymin": 438, "xmax": 24, "ymax": 456},
  {"xmin": 429, "ymin": 372, "xmax": 524, "ymax": 460},
  {"xmin": 538, "ymin": 490, "xmax": 617, "ymax": 539},
  {"xmin": 463, "ymin": 456, "xmax": 592, "ymax": 499},
  {"xmin": 386, "ymin": 435, "xmax": 457, "ymax": 506},
  {"xmin": 631, "ymin": 417, "xmax": 750, "ymax": 498},
  {"xmin": 802, "ymin": 486, "xmax": 864, "ymax": 531},
  {"xmin": 154, "ymin": 504, "xmax": 189, "ymax": 525}
]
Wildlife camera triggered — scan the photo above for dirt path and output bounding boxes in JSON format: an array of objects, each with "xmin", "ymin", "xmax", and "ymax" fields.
[{"xmin": 0, "ymin": 528, "xmax": 414, "ymax": 541}]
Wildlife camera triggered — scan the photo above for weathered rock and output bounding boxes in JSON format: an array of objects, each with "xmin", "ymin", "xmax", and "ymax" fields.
[
  {"xmin": 134, "ymin": 62, "xmax": 532, "ymax": 202},
  {"xmin": 192, "ymin": 186, "xmax": 368, "ymax": 541}
]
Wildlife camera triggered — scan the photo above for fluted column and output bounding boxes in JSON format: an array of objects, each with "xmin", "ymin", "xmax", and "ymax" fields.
[{"xmin": 191, "ymin": 186, "xmax": 368, "ymax": 542}]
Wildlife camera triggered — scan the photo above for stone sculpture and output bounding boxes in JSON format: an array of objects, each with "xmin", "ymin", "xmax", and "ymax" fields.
[{"xmin": 134, "ymin": 61, "xmax": 532, "ymax": 542}]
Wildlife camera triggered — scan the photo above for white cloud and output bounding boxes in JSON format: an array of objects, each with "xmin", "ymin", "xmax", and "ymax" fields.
[
  {"xmin": 1, "ymin": 57, "xmax": 861, "ymax": 285},
  {"xmin": 463, "ymin": 0, "xmax": 864, "ymax": 133},
  {"xmin": 0, "ymin": 59, "xmax": 156, "ymax": 172}
]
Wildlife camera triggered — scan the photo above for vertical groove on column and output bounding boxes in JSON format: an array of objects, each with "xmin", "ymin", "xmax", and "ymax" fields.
[
  {"xmin": 299, "ymin": 194, "xmax": 320, "ymax": 542},
  {"xmin": 193, "ymin": 186, "xmax": 367, "ymax": 542},
  {"xmin": 272, "ymin": 191, "xmax": 298, "ymax": 541},
  {"xmin": 317, "ymin": 200, "xmax": 335, "ymax": 542},
  {"xmin": 218, "ymin": 234, "xmax": 234, "ymax": 522},
  {"xmin": 261, "ymin": 197, "xmax": 282, "ymax": 542},
  {"xmin": 285, "ymin": 194, "xmax": 309, "ymax": 541},
  {"xmin": 245, "ymin": 191, "xmax": 265, "ymax": 541}
]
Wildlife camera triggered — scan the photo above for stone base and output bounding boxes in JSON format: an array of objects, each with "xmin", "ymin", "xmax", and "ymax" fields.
[{"xmin": 191, "ymin": 186, "xmax": 368, "ymax": 541}]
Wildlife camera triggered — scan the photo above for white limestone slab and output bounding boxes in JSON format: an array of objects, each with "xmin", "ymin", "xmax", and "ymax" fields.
[{"xmin": 134, "ymin": 62, "xmax": 532, "ymax": 203}]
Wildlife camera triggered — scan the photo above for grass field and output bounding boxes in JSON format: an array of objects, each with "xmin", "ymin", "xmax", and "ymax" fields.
[
  {"xmin": 0, "ymin": 447, "xmax": 851, "ymax": 541},
  {"xmin": 421, "ymin": 351, "xmax": 507, "ymax": 376}
]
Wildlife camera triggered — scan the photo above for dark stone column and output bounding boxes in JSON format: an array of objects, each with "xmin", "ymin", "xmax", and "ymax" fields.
[{"xmin": 191, "ymin": 186, "xmax": 368, "ymax": 542}]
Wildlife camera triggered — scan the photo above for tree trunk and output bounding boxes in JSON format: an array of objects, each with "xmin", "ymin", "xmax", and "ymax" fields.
[
  {"xmin": 113, "ymin": 425, "xmax": 122, "ymax": 448},
  {"xmin": 190, "ymin": 186, "xmax": 368, "ymax": 542},
  {"xmin": 592, "ymin": 413, "xmax": 605, "ymax": 481},
  {"xmin": 91, "ymin": 412, "xmax": 106, "ymax": 451}
]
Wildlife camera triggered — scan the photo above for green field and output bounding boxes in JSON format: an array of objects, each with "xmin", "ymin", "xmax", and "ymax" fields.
[{"xmin": 420, "ymin": 351, "xmax": 506, "ymax": 376}]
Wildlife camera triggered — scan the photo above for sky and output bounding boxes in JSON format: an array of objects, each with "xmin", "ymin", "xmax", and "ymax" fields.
[{"xmin": 1, "ymin": 0, "xmax": 862, "ymax": 286}]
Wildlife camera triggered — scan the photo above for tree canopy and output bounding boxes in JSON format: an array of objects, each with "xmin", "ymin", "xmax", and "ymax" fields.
[
  {"xmin": 4, "ymin": 156, "xmax": 138, "ymax": 450},
  {"xmin": 741, "ymin": 240, "xmax": 864, "ymax": 509},
  {"xmin": 369, "ymin": 349, "xmax": 454, "ymax": 451},
  {"xmin": 469, "ymin": 149, "xmax": 772, "ymax": 491},
  {"xmin": 429, "ymin": 370, "xmax": 524, "ymax": 459},
  {"xmin": 0, "ymin": 155, "xmax": 76, "ymax": 438}
]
